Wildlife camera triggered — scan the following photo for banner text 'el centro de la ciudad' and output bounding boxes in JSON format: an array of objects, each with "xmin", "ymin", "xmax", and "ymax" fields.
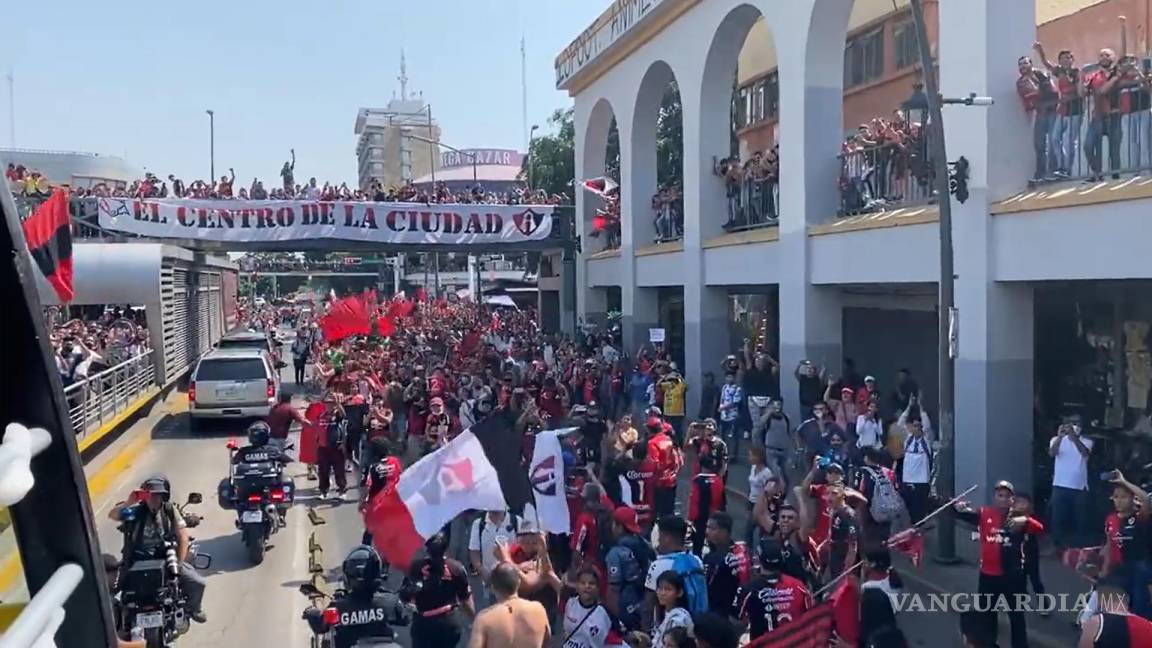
[{"xmin": 96, "ymin": 198, "xmax": 555, "ymax": 245}]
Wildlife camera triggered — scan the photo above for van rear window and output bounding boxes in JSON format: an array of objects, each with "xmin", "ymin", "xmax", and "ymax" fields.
[
  {"xmin": 217, "ymin": 339, "xmax": 268, "ymax": 351},
  {"xmin": 194, "ymin": 358, "xmax": 267, "ymax": 381}
]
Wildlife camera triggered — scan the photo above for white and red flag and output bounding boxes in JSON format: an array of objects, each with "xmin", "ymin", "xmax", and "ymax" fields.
[{"xmin": 365, "ymin": 412, "xmax": 530, "ymax": 566}]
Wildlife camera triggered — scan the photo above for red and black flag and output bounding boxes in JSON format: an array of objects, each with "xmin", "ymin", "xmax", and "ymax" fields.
[{"xmin": 21, "ymin": 190, "xmax": 74, "ymax": 302}]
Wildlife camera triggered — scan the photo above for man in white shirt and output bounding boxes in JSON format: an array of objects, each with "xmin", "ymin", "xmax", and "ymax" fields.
[
  {"xmin": 468, "ymin": 509, "xmax": 517, "ymax": 604},
  {"xmin": 898, "ymin": 418, "xmax": 932, "ymax": 523},
  {"xmin": 1047, "ymin": 414, "xmax": 1093, "ymax": 550}
]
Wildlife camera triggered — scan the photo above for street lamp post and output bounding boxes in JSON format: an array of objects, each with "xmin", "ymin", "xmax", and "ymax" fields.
[
  {"xmin": 906, "ymin": 0, "xmax": 989, "ymax": 563},
  {"xmin": 206, "ymin": 110, "xmax": 215, "ymax": 182}
]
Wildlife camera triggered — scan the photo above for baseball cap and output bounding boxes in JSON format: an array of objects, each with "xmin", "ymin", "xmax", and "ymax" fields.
[
  {"xmin": 646, "ymin": 416, "xmax": 663, "ymax": 429},
  {"xmin": 612, "ymin": 507, "xmax": 642, "ymax": 534},
  {"xmin": 994, "ymin": 480, "xmax": 1015, "ymax": 494},
  {"xmin": 430, "ymin": 396, "xmax": 444, "ymax": 406},
  {"xmin": 758, "ymin": 537, "xmax": 784, "ymax": 569},
  {"xmin": 647, "ymin": 406, "xmax": 663, "ymax": 417},
  {"xmin": 864, "ymin": 375, "xmax": 876, "ymax": 382}
]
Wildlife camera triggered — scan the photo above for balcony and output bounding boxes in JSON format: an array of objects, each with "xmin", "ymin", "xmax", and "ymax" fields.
[
  {"xmin": 837, "ymin": 142, "xmax": 935, "ymax": 217},
  {"xmin": 1029, "ymin": 98, "xmax": 1152, "ymax": 186}
]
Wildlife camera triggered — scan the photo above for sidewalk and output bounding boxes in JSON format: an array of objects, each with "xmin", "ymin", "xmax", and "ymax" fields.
[{"xmin": 720, "ymin": 458, "xmax": 1086, "ymax": 648}]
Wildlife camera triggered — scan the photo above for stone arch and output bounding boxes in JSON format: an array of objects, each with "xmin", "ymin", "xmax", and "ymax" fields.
[
  {"xmin": 581, "ymin": 96, "xmax": 619, "ymax": 249},
  {"xmin": 697, "ymin": 2, "xmax": 780, "ymax": 240},
  {"xmin": 629, "ymin": 59, "xmax": 681, "ymax": 245}
]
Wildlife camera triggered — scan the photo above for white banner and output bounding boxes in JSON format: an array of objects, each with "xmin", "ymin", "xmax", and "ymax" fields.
[
  {"xmin": 96, "ymin": 198, "xmax": 555, "ymax": 245},
  {"xmin": 527, "ymin": 429, "xmax": 571, "ymax": 535}
]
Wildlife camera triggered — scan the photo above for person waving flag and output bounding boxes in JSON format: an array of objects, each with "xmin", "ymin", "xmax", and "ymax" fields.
[{"xmin": 365, "ymin": 410, "xmax": 531, "ymax": 567}]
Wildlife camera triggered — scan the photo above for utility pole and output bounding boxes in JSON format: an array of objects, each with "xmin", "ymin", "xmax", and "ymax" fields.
[
  {"xmin": 909, "ymin": 0, "xmax": 958, "ymax": 563},
  {"xmin": 206, "ymin": 110, "xmax": 215, "ymax": 183},
  {"xmin": 521, "ymin": 36, "xmax": 529, "ymax": 151}
]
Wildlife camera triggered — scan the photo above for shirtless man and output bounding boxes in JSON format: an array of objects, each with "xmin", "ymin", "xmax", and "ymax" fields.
[{"xmin": 468, "ymin": 562, "xmax": 551, "ymax": 648}]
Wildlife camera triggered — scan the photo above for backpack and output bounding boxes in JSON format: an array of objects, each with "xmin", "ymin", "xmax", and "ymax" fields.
[
  {"xmin": 666, "ymin": 552, "xmax": 709, "ymax": 615},
  {"xmin": 864, "ymin": 466, "xmax": 905, "ymax": 524}
]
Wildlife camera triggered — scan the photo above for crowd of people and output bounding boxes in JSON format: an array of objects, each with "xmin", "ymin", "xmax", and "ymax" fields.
[
  {"xmin": 838, "ymin": 114, "xmax": 930, "ymax": 216},
  {"xmin": 224, "ymin": 288, "xmax": 1119, "ymax": 648},
  {"xmin": 6, "ymin": 150, "xmax": 567, "ymax": 206},
  {"xmin": 1020, "ymin": 30, "xmax": 1152, "ymax": 183},
  {"xmin": 651, "ymin": 182, "xmax": 683, "ymax": 243},
  {"xmin": 714, "ymin": 146, "xmax": 779, "ymax": 231},
  {"xmin": 47, "ymin": 306, "xmax": 150, "ymax": 387}
]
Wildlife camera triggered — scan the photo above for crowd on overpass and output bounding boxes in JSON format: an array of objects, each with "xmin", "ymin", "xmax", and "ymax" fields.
[{"xmin": 7, "ymin": 157, "xmax": 568, "ymax": 207}]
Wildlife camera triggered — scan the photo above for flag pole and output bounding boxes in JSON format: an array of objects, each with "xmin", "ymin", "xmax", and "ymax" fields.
[{"xmin": 812, "ymin": 484, "xmax": 979, "ymax": 599}]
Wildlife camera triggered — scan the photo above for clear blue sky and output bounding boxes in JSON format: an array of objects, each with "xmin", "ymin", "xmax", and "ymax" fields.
[{"xmin": 1, "ymin": 0, "xmax": 603, "ymax": 184}]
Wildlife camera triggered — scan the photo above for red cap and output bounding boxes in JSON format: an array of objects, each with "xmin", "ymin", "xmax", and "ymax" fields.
[
  {"xmin": 612, "ymin": 506, "xmax": 642, "ymax": 534},
  {"xmin": 646, "ymin": 416, "xmax": 663, "ymax": 429},
  {"xmin": 430, "ymin": 396, "xmax": 444, "ymax": 406}
]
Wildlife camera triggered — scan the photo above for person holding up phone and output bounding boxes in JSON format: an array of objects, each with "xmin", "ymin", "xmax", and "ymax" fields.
[
  {"xmin": 1102, "ymin": 469, "xmax": 1152, "ymax": 619},
  {"xmin": 1048, "ymin": 414, "xmax": 1093, "ymax": 551}
]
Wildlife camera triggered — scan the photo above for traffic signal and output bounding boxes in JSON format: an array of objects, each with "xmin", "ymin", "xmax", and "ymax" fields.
[{"xmin": 949, "ymin": 157, "xmax": 970, "ymax": 204}]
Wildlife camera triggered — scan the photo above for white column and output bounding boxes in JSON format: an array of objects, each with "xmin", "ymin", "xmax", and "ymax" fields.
[
  {"xmin": 775, "ymin": 11, "xmax": 847, "ymax": 423},
  {"xmin": 940, "ymin": 0, "xmax": 1037, "ymax": 499}
]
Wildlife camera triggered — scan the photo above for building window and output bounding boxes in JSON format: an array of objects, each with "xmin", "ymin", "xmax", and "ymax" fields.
[
  {"xmin": 735, "ymin": 86, "xmax": 750, "ymax": 128},
  {"xmin": 371, "ymin": 132, "xmax": 384, "ymax": 143},
  {"xmin": 735, "ymin": 72, "xmax": 780, "ymax": 129},
  {"xmin": 845, "ymin": 28, "xmax": 885, "ymax": 88},
  {"xmin": 371, "ymin": 162, "xmax": 384, "ymax": 174},
  {"xmin": 893, "ymin": 20, "xmax": 918, "ymax": 69},
  {"xmin": 370, "ymin": 147, "xmax": 384, "ymax": 160}
]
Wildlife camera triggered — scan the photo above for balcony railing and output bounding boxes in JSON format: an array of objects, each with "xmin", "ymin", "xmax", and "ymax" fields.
[
  {"xmin": 1030, "ymin": 95, "xmax": 1152, "ymax": 185},
  {"xmin": 838, "ymin": 142, "xmax": 935, "ymax": 216},
  {"xmin": 721, "ymin": 178, "xmax": 779, "ymax": 232},
  {"xmin": 653, "ymin": 195, "xmax": 683, "ymax": 244},
  {"xmin": 62, "ymin": 350, "xmax": 156, "ymax": 443}
]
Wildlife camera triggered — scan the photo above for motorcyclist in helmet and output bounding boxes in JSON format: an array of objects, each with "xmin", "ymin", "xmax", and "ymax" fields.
[
  {"xmin": 303, "ymin": 545, "xmax": 410, "ymax": 647},
  {"xmin": 108, "ymin": 475, "xmax": 208, "ymax": 624},
  {"xmin": 232, "ymin": 421, "xmax": 294, "ymax": 466}
]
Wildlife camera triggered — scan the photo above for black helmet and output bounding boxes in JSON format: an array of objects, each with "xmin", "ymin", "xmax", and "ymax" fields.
[
  {"xmin": 247, "ymin": 421, "xmax": 271, "ymax": 447},
  {"xmin": 342, "ymin": 545, "xmax": 383, "ymax": 593}
]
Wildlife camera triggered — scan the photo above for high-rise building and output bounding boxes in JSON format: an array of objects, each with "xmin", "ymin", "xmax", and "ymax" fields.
[{"xmin": 354, "ymin": 51, "xmax": 441, "ymax": 191}]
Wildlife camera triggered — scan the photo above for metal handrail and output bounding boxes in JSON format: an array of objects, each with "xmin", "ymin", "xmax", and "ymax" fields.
[
  {"xmin": 0, "ymin": 563, "xmax": 83, "ymax": 648},
  {"xmin": 62, "ymin": 350, "xmax": 155, "ymax": 441}
]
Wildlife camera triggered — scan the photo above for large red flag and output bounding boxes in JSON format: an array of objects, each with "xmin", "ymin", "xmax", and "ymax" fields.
[
  {"xmin": 375, "ymin": 316, "xmax": 397, "ymax": 338},
  {"xmin": 319, "ymin": 296, "xmax": 371, "ymax": 342},
  {"xmin": 746, "ymin": 600, "xmax": 834, "ymax": 648},
  {"xmin": 22, "ymin": 190, "xmax": 74, "ymax": 302}
]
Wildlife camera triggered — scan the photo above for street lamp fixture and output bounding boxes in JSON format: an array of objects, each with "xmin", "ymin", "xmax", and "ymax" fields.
[{"xmin": 408, "ymin": 134, "xmax": 478, "ymax": 184}]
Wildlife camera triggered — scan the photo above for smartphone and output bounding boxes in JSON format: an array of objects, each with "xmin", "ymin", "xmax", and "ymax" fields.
[{"xmin": 1100, "ymin": 470, "xmax": 1119, "ymax": 482}]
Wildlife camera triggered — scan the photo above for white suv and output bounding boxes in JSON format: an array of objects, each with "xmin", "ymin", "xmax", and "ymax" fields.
[{"xmin": 189, "ymin": 348, "xmax": 280, "ymax": 429}]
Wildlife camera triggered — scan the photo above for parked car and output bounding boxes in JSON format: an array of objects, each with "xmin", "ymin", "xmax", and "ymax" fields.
[{"xmin": 188, "ymin": 348, "xmax": 281, "ymax": 430}]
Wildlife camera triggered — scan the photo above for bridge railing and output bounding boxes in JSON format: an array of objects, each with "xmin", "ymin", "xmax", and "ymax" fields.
[
  {"xmin": 63, "ymin": 350, "xmax": 156, "ymax": 445},
  {"xmin": 11, "ymin": 196, "xmax": 578, "ymax": 250}
]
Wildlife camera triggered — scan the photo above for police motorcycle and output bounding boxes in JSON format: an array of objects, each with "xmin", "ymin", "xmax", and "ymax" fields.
[
  {"xmin": 217, "ymin": 421, "xmax": 296, "ymax": 564},
  {"xmin": 115, "ymin": 477, "xmax": 211, "ymax": 647},
  {"xmin": 299, "ymin": 545, "xmax": 410, "ymax": 648}
]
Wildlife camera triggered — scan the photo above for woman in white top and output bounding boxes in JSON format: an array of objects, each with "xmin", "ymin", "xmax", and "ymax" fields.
[
  {"xmin": 746, "ymin": 446, "xmax": 773, "ymax": 546},
  {"xmin": 651, "ymin": 570, "xmax": 693, "ymax": 648},
  {"xmin": 854, "ymin": 401, "xmax": 885, "ymax": 450},
  {"xmin": 561, "ymin": 568, "xmax": 614, "ymax": 648}
]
